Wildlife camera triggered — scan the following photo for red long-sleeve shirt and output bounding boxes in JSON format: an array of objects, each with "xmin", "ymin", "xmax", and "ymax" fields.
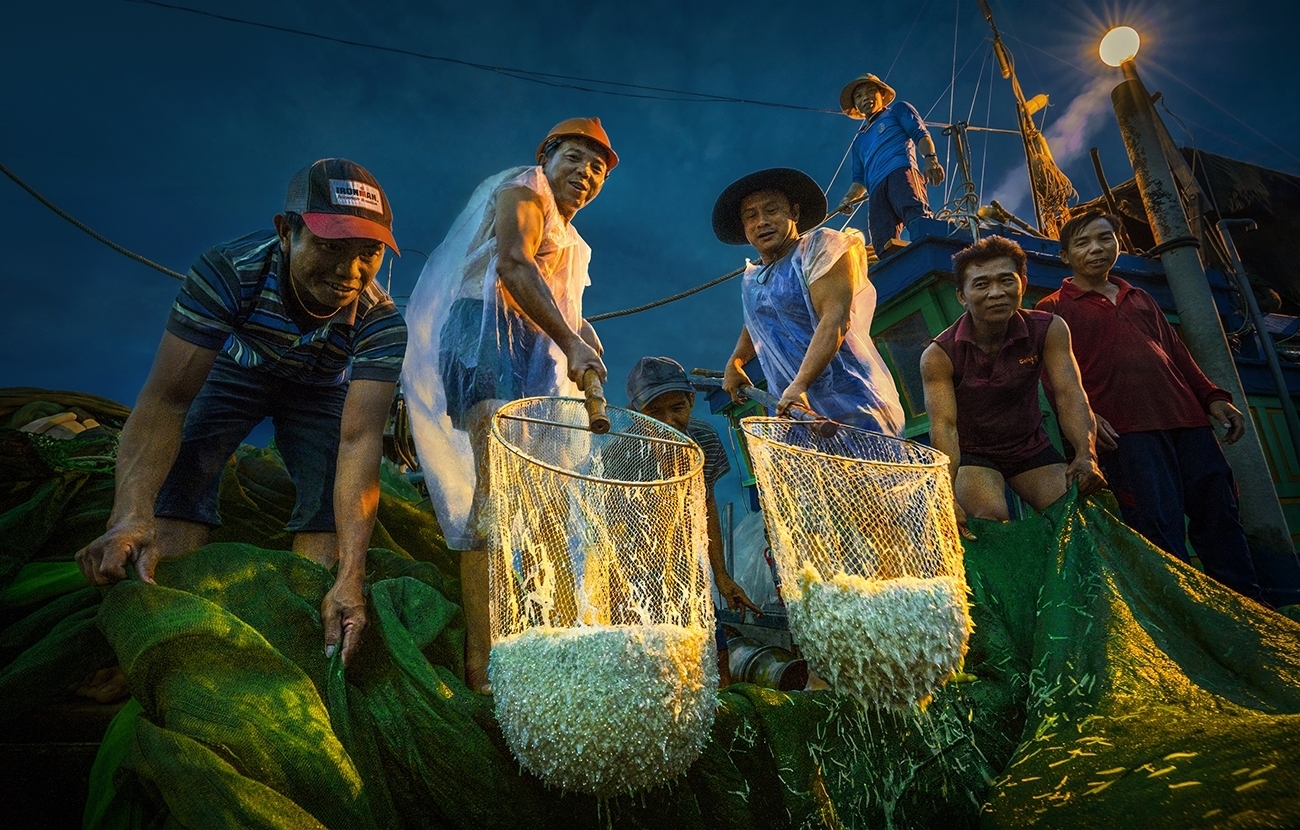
[{"xmin": 1035, "ymin": 277, "xmax": 1230, "ymax": 434}]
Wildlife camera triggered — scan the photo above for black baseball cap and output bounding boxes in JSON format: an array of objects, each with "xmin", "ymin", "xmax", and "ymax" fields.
[
  {"xmin": 284, "ymin": 158, "xmax": 399, "ymax": 254},
  {"xmin": 626, "ymin": 357, "xmax": 695, "ymax": 411}
]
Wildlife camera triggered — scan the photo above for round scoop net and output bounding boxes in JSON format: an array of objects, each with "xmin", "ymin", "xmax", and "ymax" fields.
[
  {"xmin": 487, "ymin": 397, "xmax": 718, "ymax": 796},
  {"xmin": 741, "ymin": 417, "xmax": 972, "ymax": 709}
]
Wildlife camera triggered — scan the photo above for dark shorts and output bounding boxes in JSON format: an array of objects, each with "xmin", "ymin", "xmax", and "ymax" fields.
[
  {"xmin": 867, "ymin": 166, "xmax": 931, "ymax": 248},
  {"xmin": 960, "ymin": 443, "xmax": 1065, "ymax": 480},
  {"xmin": 439, "ymin": 298, "xmax": 542, "ymax": 430},
  {"xmin": 154, "ymin": 353, "xmax": 348, "ymax": 532}
]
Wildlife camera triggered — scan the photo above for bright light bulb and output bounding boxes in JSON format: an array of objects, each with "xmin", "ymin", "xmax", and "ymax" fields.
[{"xmin": 1100, "ymin": 26, "xmax": 1141, "ymax": 67}]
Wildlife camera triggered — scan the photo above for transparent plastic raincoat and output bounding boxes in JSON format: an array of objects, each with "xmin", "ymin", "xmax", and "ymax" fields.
[
  {"xmin": 402, "ymin": 166, "xmax": 591, "ymax": 549},
  {"xmin": 740, "ymin": 227, "xmax": 904, "ymax": 435}
]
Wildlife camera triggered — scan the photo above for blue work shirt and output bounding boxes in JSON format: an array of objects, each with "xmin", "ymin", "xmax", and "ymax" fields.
[{"xmin": 849, "ymin": 100, "xmax": 931, "ymax": 195}]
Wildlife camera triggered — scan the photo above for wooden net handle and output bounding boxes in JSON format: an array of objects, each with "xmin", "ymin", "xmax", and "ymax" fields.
[{"xmin": 583, "ymin": 369, "xmax": 610, "ymax": 434}]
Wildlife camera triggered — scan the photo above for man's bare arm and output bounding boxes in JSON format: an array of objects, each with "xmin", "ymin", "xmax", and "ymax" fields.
[
  {"xmin": 723, "ymin": 326, "xmax": 758, "ymax": 403},
  {"xmin": 494, "ymin": 187, "xmax": 605, "ymax": 385},
  {"xmin": 76, "ymin": 332, "xmax": 218, "ymax": 585},
  {"xmin": 777, "ymin": 253, "xmax": 853, "ymax": 414},
  {"xmin": 1042, "ymin": 317, "xmax": 1106, "ymax": 496},
  {"xmin": 322, "ymin": 378, "xmax": 396, "ymax": 667},
  {"xmin": 920, "ymin": 344, "xmax": 960, "ymax": 483},
  {"xmin": 920, "ymin": 343, "xmax": 974, "ymax": 540},
  {"xmin": 917, "ymin": 135, "xmax": 945, "ymax": 186},
  {"xmin": 578, "ymin": 318, "xmax": 603, "ymax": 355},
  {"xmin": 705, "ymin": 491, "xmax": 759, "ymax": 615}
]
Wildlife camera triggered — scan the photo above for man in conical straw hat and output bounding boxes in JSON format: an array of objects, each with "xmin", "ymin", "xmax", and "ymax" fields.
[
  {"xmin": 402, "ymin": 118, "xmax": 616, "ymax": 693},
  {"xmin": 714, "ymin": 167, "xmax": 904, "ymax": 435},
  {"xmin": 834, "ymin": 73, "xmax": 945, "ymax": 252}
]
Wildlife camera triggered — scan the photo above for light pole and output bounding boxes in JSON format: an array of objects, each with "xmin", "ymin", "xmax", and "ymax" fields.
[{"xmin": 1104, "ymin": 27, "xmax": 1300, "ymax": 605}]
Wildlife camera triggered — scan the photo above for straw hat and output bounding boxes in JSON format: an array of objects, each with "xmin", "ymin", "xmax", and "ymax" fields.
[{"xmin": 838, "ymin": 73, "xmax": 896, "ymax": 119}]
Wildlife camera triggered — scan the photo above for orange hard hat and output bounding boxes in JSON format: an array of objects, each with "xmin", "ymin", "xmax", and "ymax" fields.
[{"xmin": 535, "ymin": 117, "xmax": 619, "ymax": 170}]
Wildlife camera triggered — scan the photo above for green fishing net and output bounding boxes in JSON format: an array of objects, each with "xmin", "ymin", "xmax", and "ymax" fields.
[{"xmin": 1, "ymin": 413, "xmax": 1298, "ymax": 828}]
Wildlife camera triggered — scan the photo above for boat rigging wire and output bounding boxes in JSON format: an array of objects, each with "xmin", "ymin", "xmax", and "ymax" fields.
[
  {"xmin": 1153, "ymin": 97, "xmax": 1255, "ymax": 340},
  {"xmin": 884, "ymin": 0, "xmax": 934, "ymax": 83},
  {"xmin": 1159, "ymin": 99, "xmax": 1225, "ymax": 220},
  {"xmin": 822, "ymin": 129, "xmax": 860, "ymax": 204},
  {"xmin": 586, "ymin": 267, "xmax": 745, "ymax": 323},
  {"xmin": 0, "ymin": 161, "xmax": 186, "ymax": 282},
  {"xmin": 0, "ymin": 153, "xmax": 841, "ymax": 323},
  {"xmin": 1145, "ymin": 62, "xmax": 1300, "ymax": 168},
  {"xmin": 946, "ymin": 45, "xmax": 992, "ymax": 205},
  {"xmin": 124, "ymin": 0, "xmax": 840, "ymax": 114},
  {"xmin": 978, "ymin": 54, "xmax": 995, "ymax": 206},
  {"xmin": 923, "ymin": 40, "xmax": 988, "ymax": 122},
  {"xmin": 586, "ymin": 195, "xmax": 868, "ymax": 322},
  {"xmin": 944, "ymin": 0, "xmax": 961, "ymax": 203}
]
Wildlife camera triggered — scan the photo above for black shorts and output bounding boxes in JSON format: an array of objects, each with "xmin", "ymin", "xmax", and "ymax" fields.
[{"xmin": 960, "ymin": 443, "xmax": 1065, "ymax": 480}]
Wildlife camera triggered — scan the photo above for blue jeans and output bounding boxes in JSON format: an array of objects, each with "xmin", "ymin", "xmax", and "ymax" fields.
[
  {"xmin": 439, "ymin": 297, "xmax": 544, "ymax": 431},
  {"xmin": 867, "ymin": 166, "xmax": 930, "ymax": 249},
  {"xmin": 1100, "ymin": 426, "xmax": 1262, "ymax": 600},
  {"xmin": 154, "ymin": 353, "xmax": 348, "ymax": 532}
]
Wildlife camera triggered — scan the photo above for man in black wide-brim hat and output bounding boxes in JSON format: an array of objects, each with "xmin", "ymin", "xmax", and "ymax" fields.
[{"xmin": 714, "ymin": 167, "xmax": 904, "ymax": 435}]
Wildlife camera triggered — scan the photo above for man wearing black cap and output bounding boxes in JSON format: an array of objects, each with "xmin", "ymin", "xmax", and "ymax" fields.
[
  {"xmin": 715, "ymin": 168, "xmax": 905, "ymax": 435},
  {"xmin": 76, "ymin": 159, "xmax": 406, "ymax": 668}
]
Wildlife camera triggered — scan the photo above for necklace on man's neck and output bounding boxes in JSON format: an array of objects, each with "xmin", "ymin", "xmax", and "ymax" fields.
[
  {"xmin": 285, "ymin": 271, "xmax": 337, "ymax": 320},
  {"xmin": 755, "ymin": 236, "xmax": 799, "ymax": 284}
]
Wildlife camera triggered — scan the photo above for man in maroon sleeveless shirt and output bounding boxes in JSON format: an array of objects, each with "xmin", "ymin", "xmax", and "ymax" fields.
[{"xmin": 921, "ymin": 235, "xmax": 1105, "ymax": 538}]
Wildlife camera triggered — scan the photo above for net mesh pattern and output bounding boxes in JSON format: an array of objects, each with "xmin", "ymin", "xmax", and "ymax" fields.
[
  {"xmin": 742, "ymin": 418, "xmax": 972, "ymax": 707},
  {"xmin": 740, "ymin": 418, "xmax": 964, "ymax": 594},
  {"xmin": 487, "ymin": 397, "xmax": 712, "ymax": 640},
  {"xmin": 4, "ymin": 383, "xmax": 1300, "ymax": 825}
]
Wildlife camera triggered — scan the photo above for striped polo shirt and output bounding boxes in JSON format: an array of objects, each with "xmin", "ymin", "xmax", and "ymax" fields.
[
  {"xmin": 688, "ymin": 417, "xmax": 731, "ymax": 490},
  {"xmin": 598, "ymin": 416, "xmax": 731, "ymax": 489},
  {"xmin": 166, "ymin": 230, "xmax": 407, "ymax": 386}
]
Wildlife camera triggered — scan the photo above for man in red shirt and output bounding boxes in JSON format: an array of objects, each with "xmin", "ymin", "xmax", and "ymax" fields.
[
  {"xmin": 922, "ymin": 235, "xmax": 1104, "ymax": 539},
  {"xmin": 1036, "ymin": 210, "xmax": 1263, "ymax": 601}
]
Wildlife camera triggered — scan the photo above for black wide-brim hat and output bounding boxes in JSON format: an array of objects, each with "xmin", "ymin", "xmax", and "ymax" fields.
[{"xmin": 712, "ymin": 167, "xmax": 828, "ymax": 246}]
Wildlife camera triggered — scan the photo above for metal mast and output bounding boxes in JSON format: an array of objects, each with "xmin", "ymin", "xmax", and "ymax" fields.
[{"xmin": 974, "ymin": 0, "xmax": 1076, "ymax": 238}]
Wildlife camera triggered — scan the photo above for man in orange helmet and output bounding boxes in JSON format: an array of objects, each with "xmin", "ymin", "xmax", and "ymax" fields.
[{"xmin": 402, "ymin": 118, "xmax": 617, "ymax": 693}]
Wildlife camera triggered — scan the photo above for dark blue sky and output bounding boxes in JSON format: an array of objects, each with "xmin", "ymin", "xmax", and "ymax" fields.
[{"xmin": 3, "ymin": 0, "xmax": 1298, "ymax": 508}]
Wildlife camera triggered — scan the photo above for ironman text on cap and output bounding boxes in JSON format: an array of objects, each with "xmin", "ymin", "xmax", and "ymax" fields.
[{"xmin": 329, "ymin": 179, "xmax": 383, "ymax": 214}]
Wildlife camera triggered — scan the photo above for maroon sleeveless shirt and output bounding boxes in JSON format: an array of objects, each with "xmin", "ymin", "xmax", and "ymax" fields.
[{"xmin": 933, "ymin": 308, "xmax": 1054, "ymax": 463}]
